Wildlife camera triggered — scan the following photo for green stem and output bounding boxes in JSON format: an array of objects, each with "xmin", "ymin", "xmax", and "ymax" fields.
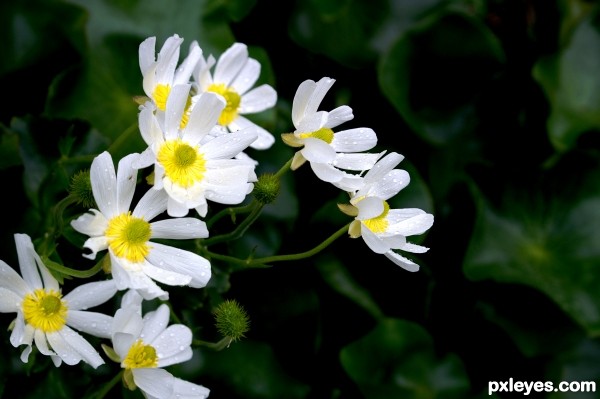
[
  {"xmin": 107, "ymin": 122, "xmax": 139, "ymax": 155},
  {"xmin": 193, "ymin": 336, "xmax": 233, "ymax": 350},
  {"xmin": 203, "ymin": 222, "xmax": 350, "ymax": 268},
  {"xmin": 42, "ymin": 255, "xmax": 105, "ymax": 279},
  {"xmin": 206, "ymin": 202, "xmax": 255, "ymax": 229},
  {"xmin": 202, "ymin": 202, "xmax": 263, "ymax": 247},
  {"xmin": 40, "ymin": 195, "xmax": 78, "ymax": 257},
  {"xmin": 93, "ymin": 370, "xmax": 123, "ymax": 399},
  {"xmin": 274, "ymin": 156, "xmax": 293, "ymax": 179}
]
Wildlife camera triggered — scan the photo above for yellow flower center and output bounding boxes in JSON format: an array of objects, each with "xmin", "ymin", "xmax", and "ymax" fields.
[
  {"xmin": 207, "ymin": 83, "xmax": 241, "ymax": 126},
  {"xmin": 152, "ymin": 84, "xmax": 171, "ymax": 111},
  {"xmin": 22, "ymin": 289, "xmax": 68, "ymax": 332},
  {"xmin": 123, "ymin": 339, "xmax": 158, "ymax": 369},
  {"xmin": 299, "ymin": 127, "xmax": 334, "ymax": 144},
  {"xmin": 105, "ymin": 213, "xmax": 152, "ymax": 263},
  {"xmin": 157, "ymin": 139, "xmax": 206, "ymax": 188},
  {"xmin": 362, "ymin": 201, "xmax": 390, "ymax": 233}
]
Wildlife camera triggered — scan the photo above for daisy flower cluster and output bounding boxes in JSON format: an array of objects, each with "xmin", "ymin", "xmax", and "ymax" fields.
[{"xmin": 0, "ymin": 33, "xmax": 433, "ymax": 398}]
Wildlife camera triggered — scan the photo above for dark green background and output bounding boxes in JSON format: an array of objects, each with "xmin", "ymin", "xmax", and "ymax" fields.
[{"xmin": 1, "ymin": 0, "xmax": 600, "ymax": 398}]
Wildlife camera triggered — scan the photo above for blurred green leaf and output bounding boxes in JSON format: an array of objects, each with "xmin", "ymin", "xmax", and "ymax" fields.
[
  {"xmin": 206, "ymin": 0, "xmax": 257, "ymax": 22},
  {"xmin": 316, "ymin": 254, "xmax": 385, "ymax": 321},
  {"xmin": 196, "ymin": 340, "xmax": 310, "ymax": 399},
  {"xmin": 533, "ymin": 7, "xmax": 600, "ymax": 152},
  {"xmin": 463, "ymin": 158, "xmax": 600, "ymax": 336},
  {"xmin": 341, "ymin": 318, "xmax": 470, "ymax": 399},
  {"xmin": 46, "ymin": 0, "xmax": 238, "ymax": 156},
  {"xmin": 379, "ymin": 11, "xmax": 504, "ymax": 144},
  {"xmin": 546, "ymin": 338, "xmax": 600, "ymax": 399},
  {"xmin": 0, "ymin": 124, "xmax": 22, "ymax": 170}
]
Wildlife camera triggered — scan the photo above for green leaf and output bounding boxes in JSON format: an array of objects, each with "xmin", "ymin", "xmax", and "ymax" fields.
[
  {"xmin": 0, "ymin": 124, "xmax": 22, "ymax": 170},
  {"xmin": 46, "ymin": 0, "xmax": 238, "ymax": 152},
  {"xmin": 340, "ymin": 318, "xmax": 470, "ymax": 399},
  {"xmin": 533, "ymin": 8, "xmax": 600, "ymax": 152},
  {"xmin": 463, "ymin": 157, "xmax": 600, "ymax": 336},
  {"xmin": 379, "ymin": 11, "xmax": 504, "ymax": 144}
]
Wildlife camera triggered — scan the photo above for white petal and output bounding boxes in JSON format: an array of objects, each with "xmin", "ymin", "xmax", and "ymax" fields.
[
  {"xmin": 364, "ymin": 152, "xmax": 404, "ymax": 184},
  {"xmin": 110, "ymin": 255, "xmax": 169, "ymax": 300},
  {"xmin": 361, "ymin": 225, "xmax": 390, "ymax": 254},
  {"xmin": 10, "ymin": 312, "xmax": 30, "ymax": 348},
  {"xmin": 310, "ymin": 162, "xmax": 344, "ymax": 183},
  {"xmin": 167, "ymin": 196, "xmax": 191, "ymax": 217},
  {"xmin": 155, "ymin": 35, "xmax": 183, "ymax": 84},
  {"xmin": 174, "ymin": 41, "xmax": 202, "ymax": 85},
  {"xmin": 295, "ymin": 111, "xmax": 328, "ymax": 133},
  {"xmin": 301, "ymin": 137, "xmax": 336, "ymax": 163},
  {"xmin": 151, "ymin": 218, "xmax": 208, "ymax": 239},
  {"xmin": 384, "ymin": 251, "xmax": 420, "ymax": 272},
  {"xmin": 214, "ymin": 43, "xmax": 248, "ymax": 85},
  {"xmin": 333, "ymin": 152, "xmax": 383, "ymax": 171},
  {"xmin": 132, "ymin": 147, "xmax": 157, "ymax": 170},
  {"xmin": 112, "ymin": 331, "xmax": 136, "ymax": 360},
  {"xmin": 63, "ymin": 280, "xmax": 117, "ymax": 310},
  {"xmin": 171, "ymin": 376, "xmax": 211, "ymax": 398},
  {"xmin": 165, "ymin": 84, "xmax": 191, "ymax": 134},
  {"xmin": 142, "ymin": 262, "xmax": 192, "ymax": 287},
  {"xmin": 34, "ymin": 328, "xmax": 55, "ymax": 357},
  {"xmin": 153, "ymin": 324, "xmax": 193, "ymax": 366},
  {"xmin": 140, "ymin": 304, "xmax": 170, "ymax": 344},
  {"xmin": 381, "ymin": 234, "xmax": 407, "ymax": 249},
  {"xmin": 356, "ymin": 197, "xmax": 385, "ymax": 220},
  {"xmin": 81, "ymin": 236, "xmax": 109, "ymax": 260},
  {"xmin": 202, "ymin": 129, "xmax": 258, "ymax": 159},
  {"xmin": 71, "ymin": 209, "xmax": 109, "ymax": 238},
  {"xmin": 331, "ymin": 128, "xmax": 377, "ymax": 152},
  {"xmin": 116, "ymin": 153, "xmax": 139, "ymax": 214},
  {"xmin": 146, "ymin": 243, "xmax": 211, "ymax": 288},
  {"xmin": 227, "ymin": 116, "xmax": 274, "ymax": 150},
  {"xmin": 292, "ymin": 77, "xmax": 334, "ymax": 126},
  {"xmin": 14, "ymin": 233, "xmax": 42, "ymax": 289},
  {"xmin": 59, "ymin": 327, "xmax": 105, "ymax": 368},
  {"xmin": 399, "ymin": 242, "xmax": 430, "ymax": 253},
  {"xmin": 239, "ymin": 84, "xmax": 277, "ymax": 114},
  {"xmin": 388, "ymin": 213, "xmax": 434, "ymax": 236},
  {"xmin": 325, "ymin": 105, "xmax": 354, "ymax": 128},
  {"xmin": 0, "ymin": 287, "xmax": 21, "ymax": 312},
  {"xmin": 230, "ymin": 57, "xmax": 260, "ymax": 94},
  {"xmin": 368, "ymin": 169, "xmax": 411, "ymax": 200},
  {"xmin": 133, "ymin": 368, "xmax": 175, "ymax": 398},
  {"xmin": 90, "ymin": 151, "xmax": 118, "ymax": 218},
  {"xmin": 132, "ymin": 186, "xmax": 168, "ymax": 220},
  {"xmin": 0, "ymin": 260, "xmax": 29, "ymax": 297},
  {"xmin": 138, "ymin": 105, "xmax": 163, "ymax": 149},
  {"xmin": 113, "ymin": 306, "xmax": 143, "ymax": 340},
  {"xmin": 46, "ymin": 329, "xmax": 85, "ymax": 366},
  {"xmin": 184, "ymin": 92, "xmax": 225, "ymax": 144},
  {"xmin": 67, "ymin": 311, "xmax": 113, "ymax": 339},
  {"xmin": 139, "ymin": 36, "xmax": 157, "ymax": 76}
]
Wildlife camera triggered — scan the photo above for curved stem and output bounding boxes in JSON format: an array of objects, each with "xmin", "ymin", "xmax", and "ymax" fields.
[
  {"xmin": 93, "ymin": 370, "xmax": 123, "ymax": 399},
  {"xmin": 274, "ymin": 156, "xmax": 293, "ymax": 179},
  {"xmin": 193, "ymin": 337, "xmax": 233, "ymax": 350},
  {"xmin": 42, "ymin": 255, "xmax": 105, "ymax": 279},
  {"xmin": 206, "ymin": 202, "xmax": 255, "ymax": 230},
  {"xmin": 203, "ymin": 222, "xmax": 350, "ymax": 268},
  {"xmin": 107, "ymin": 122, "xmax": 139, "ymax": 155},
  {"xmin": 202, "ymin": 202, "xmax": 263, "ymax": 247}
]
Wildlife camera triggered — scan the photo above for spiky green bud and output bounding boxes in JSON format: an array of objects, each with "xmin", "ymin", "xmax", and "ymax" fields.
[
  {"xmin": 252, "ymin": 173, "xmax": 280, "ymax": 205},
  {"xmin": 214, "ymin": 299, "xmax": 250, "ymax": 343},
  {"xmin": 69, "ymin": 169, "xmax": 95, "ymax": 208}
]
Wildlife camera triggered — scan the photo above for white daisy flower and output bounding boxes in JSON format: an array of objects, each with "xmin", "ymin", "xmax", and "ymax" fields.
[
  {"xmin": 339, "ymin": 153, "xmax": 434, "ymax": 272},
  {"xmin": 0, "ymin": 234, "xmax": 117, "ymax": 368},
  {"xmin": 194, "ymin": 42, "xmax": 277, "ymax": 150},
  {"xmin": 139, "ymin": 34, "xmax": 202, "ymax": 112},
  {"xmin": 134, "ymin": 84, "xmax": 258, "ymax": 218},
  {"xmin": 282, "ymin": 77, "xmax": 384, "ymax": 184},
  {"xmin": 111, "ymin": 290, "xmax": 210, "ymax": 399},
  {"xmin": 70, "ymin": 151, "xmax": 211, "ymax": 300}
]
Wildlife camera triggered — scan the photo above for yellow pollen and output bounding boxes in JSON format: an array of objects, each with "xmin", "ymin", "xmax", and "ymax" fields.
[
  {"xmin": 179, "ymin": 95, "xmax": 193, "ymax": 130},
  {"xmin": 299, "ymin": 127, "xmax": 334, "ymax": 144},
  {"xmin": 157, "ymin": 139, "xmax": 206, "ymax": 188},
  {"xmin": 105, "ymin": 213, "xmax": 152, "ymax": 262},
  {"xmin": 207, "ymin": 83, "xmax": 241, "ymax": 125},
  {"xmin": 362, "ymin": 201, "xmax": 390, "ymax": 233},
  {"xmin": 22, "ymin": 289, "xmax": 68, "ymax": 332},
  {"xmin": 123, "ymin": 340, "xmax": 158, "ymax": 369},
  {"xmin": 152, "ymin": 84, "xmax": 171, "ymax": 111}
]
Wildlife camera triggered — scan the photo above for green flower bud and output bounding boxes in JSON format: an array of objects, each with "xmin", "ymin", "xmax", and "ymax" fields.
[
  {"xmin": 252, "ymin": 173, "xmax": 280, "ymax": 205},
  {"xmin": 214, "ymin": 299, "xmax": 250, "ymax": 343},
  {"xmin": 69, "ymin": 169, "xmax": 95, "ymax": 209}
]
